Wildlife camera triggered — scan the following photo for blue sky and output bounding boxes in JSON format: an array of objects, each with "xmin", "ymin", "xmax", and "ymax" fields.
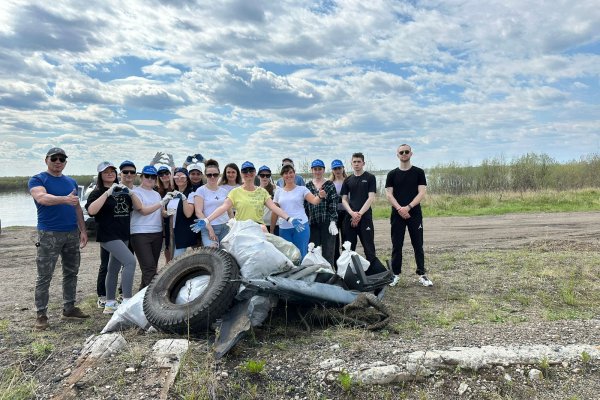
[{"xmin": 0, "ymin": 0, "xmax": 599, "ymax": 177}]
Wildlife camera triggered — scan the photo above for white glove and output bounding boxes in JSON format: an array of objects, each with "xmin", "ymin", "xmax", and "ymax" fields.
[
  {"xmin": 166, "ymin": 154, "xmax": 175, "ymax": 168},
  {"xmin": 105, "ymin": 183, "xmax": 119, "ymax": 196},
  {"xmin": 150, "ymin": 151, "xmax": 163, "ymax": 166},
  {"xmin": 328, "ymin": 221, "xmax": 339, "ymax": 236},
  {"xmin": 160, "ymin": 194, "xmax": 173, "ymax": 206}
]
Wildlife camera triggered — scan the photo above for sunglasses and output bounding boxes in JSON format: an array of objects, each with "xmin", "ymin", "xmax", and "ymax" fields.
[
  {"xmin": 241, "ymin": 168, "xmax": 256, "ymax": 174},
  {"xmin": 174, "ymin": 175, "xmax": 188, "ymax": 179},
  {"xmin": 158, "ymin": 171, "xmax": 171, "ymax": 176},
  {"xmin": 50, "ymin": 156, "xmax": 66, "ymax": 163},
  {"xmin": 143, "ymin": 174, "xmax": 157, "ymax": 179},
  {"xmin": 121, "ymin": 170, "xmax": 136, "ymax": 175},
  {"xmin": 259, "ymin": 173, "xmax": 271, "ymax": 178},
  {"xmin": 398, "ymin": 150, "xmax": 411, "ymax": 155},
  {"xmin": 206, "ymin": 173, "xmax": 220, "ymax": 178}
]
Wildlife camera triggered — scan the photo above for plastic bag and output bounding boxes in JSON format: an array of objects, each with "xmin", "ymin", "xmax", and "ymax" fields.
[
  {"xmin": 101, "ymin": 287, "xmax": 151, "ymax": 333},
  {"xmin": 301, "ymin": 243, "xmax": 332, "ymax": 269},
  {"xmin": 336, "ymin": 241, "xmax": 370, "ymax": 278},
  {"xmin": 265, "ymin": 233, "xmax": 301, "ymax": 265},
  {"xmin": 175, "ymin": 275, "xmax": 210, "ymax": 304},
  {"xmin": 221, "ymin": 219, "xmax": 294, "ymax": 279}
]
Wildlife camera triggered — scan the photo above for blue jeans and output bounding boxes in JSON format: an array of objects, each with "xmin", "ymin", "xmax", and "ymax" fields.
[
  {"xmin": 201, "ymin": 224, "xmax": 230, "ymax": 248},
  {"xmin": 279, "ymin": 222, "xmax": 310, "ymax": 260},
  {"xmin": 173, "ymin": 247, "xmax": 187, "ymax": 258}
]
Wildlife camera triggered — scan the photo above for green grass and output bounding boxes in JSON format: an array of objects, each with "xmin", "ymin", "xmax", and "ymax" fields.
[
  {"xmin": 383, "ymin": 247, "xmax": 600, "ymax": 331},
  {"xmin": 372, "ymin": 188, "xmax": 600, "ymax": 219},
  {"xmin": 0, "ymin": 366, "xmax": 37, "ymax": 400}
]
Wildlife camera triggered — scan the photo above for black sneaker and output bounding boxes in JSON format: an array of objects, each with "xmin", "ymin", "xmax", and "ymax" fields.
[
  {"xmin": 35, "ymin": 314, "xmax": 49, "ymax": 330},
  {"xmin": 62, "ymin": 306, "xmax": 90, "ymax": 320}
]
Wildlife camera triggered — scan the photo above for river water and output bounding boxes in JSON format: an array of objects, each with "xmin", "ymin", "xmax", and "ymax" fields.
[{"xmin": 1, "ymin": 191, "xmax": 38, "ymax": 227}]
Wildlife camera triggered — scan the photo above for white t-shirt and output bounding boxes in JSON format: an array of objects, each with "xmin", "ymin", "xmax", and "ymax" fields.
[
  {"xmin": 220, "ymin": 184, "xmax": 240, "ymax": 194},
  {"xmin": 195, "ymin": 185, "xmax": 230, "ymax": 225},
  {"xmin": 274, "ymin": 186, "xmax": 310, "ymax": 229},
  {"xmin": 131, "ymin": 187, "xmax": 163, "ymax": 234},
  {"xmin": 263, "ymin": 186, "xmax": 280, "ymax": 226}
]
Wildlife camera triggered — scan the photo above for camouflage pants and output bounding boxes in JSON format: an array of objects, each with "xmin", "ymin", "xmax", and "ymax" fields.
[{"xmin": 35, "ymin": 230, "xmax": 81, "ymax": 313}]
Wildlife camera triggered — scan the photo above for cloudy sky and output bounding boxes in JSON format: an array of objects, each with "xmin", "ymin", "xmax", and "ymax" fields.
[{"xmin": 1, "ymin": 0, "xmax": 599, "ymax": 177}]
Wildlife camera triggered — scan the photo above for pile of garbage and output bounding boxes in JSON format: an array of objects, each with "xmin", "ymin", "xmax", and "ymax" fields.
[{"xmin": 101, "ymin": 220, "xmax": 392, "ymax": 358}]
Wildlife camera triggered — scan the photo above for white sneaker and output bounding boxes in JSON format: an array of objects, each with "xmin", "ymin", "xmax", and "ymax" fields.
[
  {"xmin": 389, "ymin": 275, "xmax": 400, "ymax": 287},
  {"xmin": 103, "ymin": 301, "xmax": 119, "ymax": 314},
  {"xmin": 419, "ymin": 275, "xmax": 433, "ymax": 287},
  {"xmin": 97, "ymin": 296, "xmax": 106, "ymax": 309}
]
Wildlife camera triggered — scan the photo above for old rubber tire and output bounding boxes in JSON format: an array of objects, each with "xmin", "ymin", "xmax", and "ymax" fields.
[{"xmin": 143, "ymin": 247, "xmax": 240, "ymax": 335}]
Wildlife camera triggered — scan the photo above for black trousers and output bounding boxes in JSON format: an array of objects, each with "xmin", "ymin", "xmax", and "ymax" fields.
[
  {"xmin": 96, "ymin": 247, "xmax": 110, "ymax": 297},
  {"xmin": 131, "ymin": 232, "xmax": 163, "ymax": 289},
  {"xmin": 309, "ymin": 221, "xmax": 336, "ymax": 268},
  {"xmin": 342, "ymin": 212, "xmax": 376, "ymax": 262},
  {"xmin": 390, "ymin": 213, "xmax": 425, "ymax": 275}
]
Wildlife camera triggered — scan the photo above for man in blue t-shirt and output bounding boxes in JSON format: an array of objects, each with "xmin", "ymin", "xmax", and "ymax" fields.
[
  {"xmin": 28, "ymin": 147, "xmax": 89, "ymax": 330},
  {"xmin": 385, "ymin": 144, "xmax": 432, "ymax": 288}
]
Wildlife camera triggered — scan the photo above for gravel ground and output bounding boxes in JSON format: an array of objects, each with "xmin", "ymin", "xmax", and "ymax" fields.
[{"xmin": 1, "ymin": 212, "xmax": 599, "ymax": 399}]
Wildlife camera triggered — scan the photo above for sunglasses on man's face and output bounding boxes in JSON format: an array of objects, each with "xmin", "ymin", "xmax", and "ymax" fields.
[
  {"xmin": 121, "ymin": 170, "xmax": 136, "ymax": 175},
  {"xmin": 143, "ymin": 174, "xmax": 157, "ymax": 180},
  {"xmin": 241, "ymin": 169, "xmax": 255, "ymax": 174},
  {"xmin": 398, "ymin": 150, "xmax": 411, "ymax": 155},
  {"xmin": 205, "ymin": 173, "xmax": 220, "ymax": 178},
  {"xmin": 259, "ymin": 174, "xmax": 271, "ymax": 178},
  {"xmin": 50, "ymin": 156, "xmax": 66, "ymax": 163}
]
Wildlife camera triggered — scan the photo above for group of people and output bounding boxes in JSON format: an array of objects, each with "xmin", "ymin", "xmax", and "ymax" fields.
[{"xmin": 28, "ymin": 145, "xmax": 432, "ymax": 331}]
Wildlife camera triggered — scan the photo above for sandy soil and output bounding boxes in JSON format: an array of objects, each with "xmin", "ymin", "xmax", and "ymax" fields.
[
  {"xmin": 1, "ymin": 211, "xmax": 599, "ymax": 399},
  {"xmin": 3, "ymin": 212, "xmax": 599, "ymax": 311}
]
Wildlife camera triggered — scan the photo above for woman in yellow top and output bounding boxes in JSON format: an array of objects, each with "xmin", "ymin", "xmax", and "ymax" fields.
[{"xmin": 191, "ymin": 161, "xmax": 304, "ymax": 233}]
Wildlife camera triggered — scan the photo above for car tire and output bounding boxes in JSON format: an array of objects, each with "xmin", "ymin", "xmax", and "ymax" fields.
[{"xmin": 143, "ymin": 247, "xmax": 240, "ymax": 335}]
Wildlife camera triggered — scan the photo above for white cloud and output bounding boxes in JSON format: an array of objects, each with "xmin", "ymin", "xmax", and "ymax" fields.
[{"xmin": 0, "ymin": 0, "xmax": 598, "ymax": 177}]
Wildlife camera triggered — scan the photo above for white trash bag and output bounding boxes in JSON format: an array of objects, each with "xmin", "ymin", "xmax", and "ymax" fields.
[
  {"xmin": 175, "ymin": 275, "xmax": 211, "ymax": 304},
  {"xmin": 301, "ymin": 243, "xmax": 332, "ymax": 269},
  {"xmin": 265, "ymin": 233, "xmax": 301, "ymax": 265},
  {"xmin": 336, "ymin": 241, "xmax": 370, "ymax": 278},
  {"xmin": 101, "ymin": 287, "xmax": 151, "ymax": 333},
  {"xmin": 221, "ymin": 219, "xmax": 294, "ymax": 279}
]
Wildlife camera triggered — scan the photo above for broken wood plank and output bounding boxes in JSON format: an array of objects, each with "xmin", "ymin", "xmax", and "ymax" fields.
[
  {"xmin": 151, "ymin": 339, "xmax": 189, "ymax": 400},
  {"xmin": 53, "ymin": 333, "xmax": 127, "ymax": 400}
]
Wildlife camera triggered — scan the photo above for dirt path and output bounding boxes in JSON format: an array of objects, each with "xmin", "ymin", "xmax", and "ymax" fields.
[{"xmin": 1, "ymin": 211, "xmax": 599, "ymax": 311}]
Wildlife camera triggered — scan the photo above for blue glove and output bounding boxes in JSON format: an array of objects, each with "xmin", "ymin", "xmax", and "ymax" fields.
[
  {"xmin": 185, "ymin": 155, "xmax": 193, "ymax": 164},
  {"xmin": 194, "ymin": 153, "xmax": 204, "ymax": 163},
  {"xmin": 288, "ymin": 217, "xmax": 305, "ymax": 232},
  {"xmin": 190, "ymin": 218, "xmax": 208, "ymax": 233}
]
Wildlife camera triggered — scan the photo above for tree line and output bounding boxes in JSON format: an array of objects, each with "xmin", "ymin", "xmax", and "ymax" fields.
[{"xmin": 426, "ymin": 153, "xmax": 600, "ymax": 194}]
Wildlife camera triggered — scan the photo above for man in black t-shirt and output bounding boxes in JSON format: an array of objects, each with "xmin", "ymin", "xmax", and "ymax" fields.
[
  {"xmin": 340, "ymin": 152, "xmax": 377, "ymax": 262},
  {"xmin": 385, "ymin": 144, "xmax": 432, "ymax": 287}
]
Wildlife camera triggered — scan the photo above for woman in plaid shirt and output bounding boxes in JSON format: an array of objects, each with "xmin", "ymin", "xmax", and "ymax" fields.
[{"xmin": 305, "ymin": 159, "xmax": 339, "ymax": 267}]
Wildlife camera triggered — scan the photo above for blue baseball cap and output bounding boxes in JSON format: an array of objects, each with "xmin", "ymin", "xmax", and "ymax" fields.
[
  {"xmin": 241, "ymin": 161, "xmax": 255, "ymax": 170},
  {"xmin": 141, "ymin": 165, "xmax": 158, "ymax": 175},
  {"xmin": 119, "ymin": 160, "xmax": 136, "ymax": 170},
  {"xmin": 173, "ymin": 167, "xmax": 189, "ymax": 176},
  {"xmin": 258, "ymin": 165, "xmax": 271, "ymax": 173},
  {"xmin": 157, "ymin": 166, "xmax": 170, "ymax": 174},
  {"xmin": 331, "ymin": 159, "xmax": 344, "ymax": 169},
  {"xmin": 311, "ymin": 159, "xmax": 325, "ymax": 169}
]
